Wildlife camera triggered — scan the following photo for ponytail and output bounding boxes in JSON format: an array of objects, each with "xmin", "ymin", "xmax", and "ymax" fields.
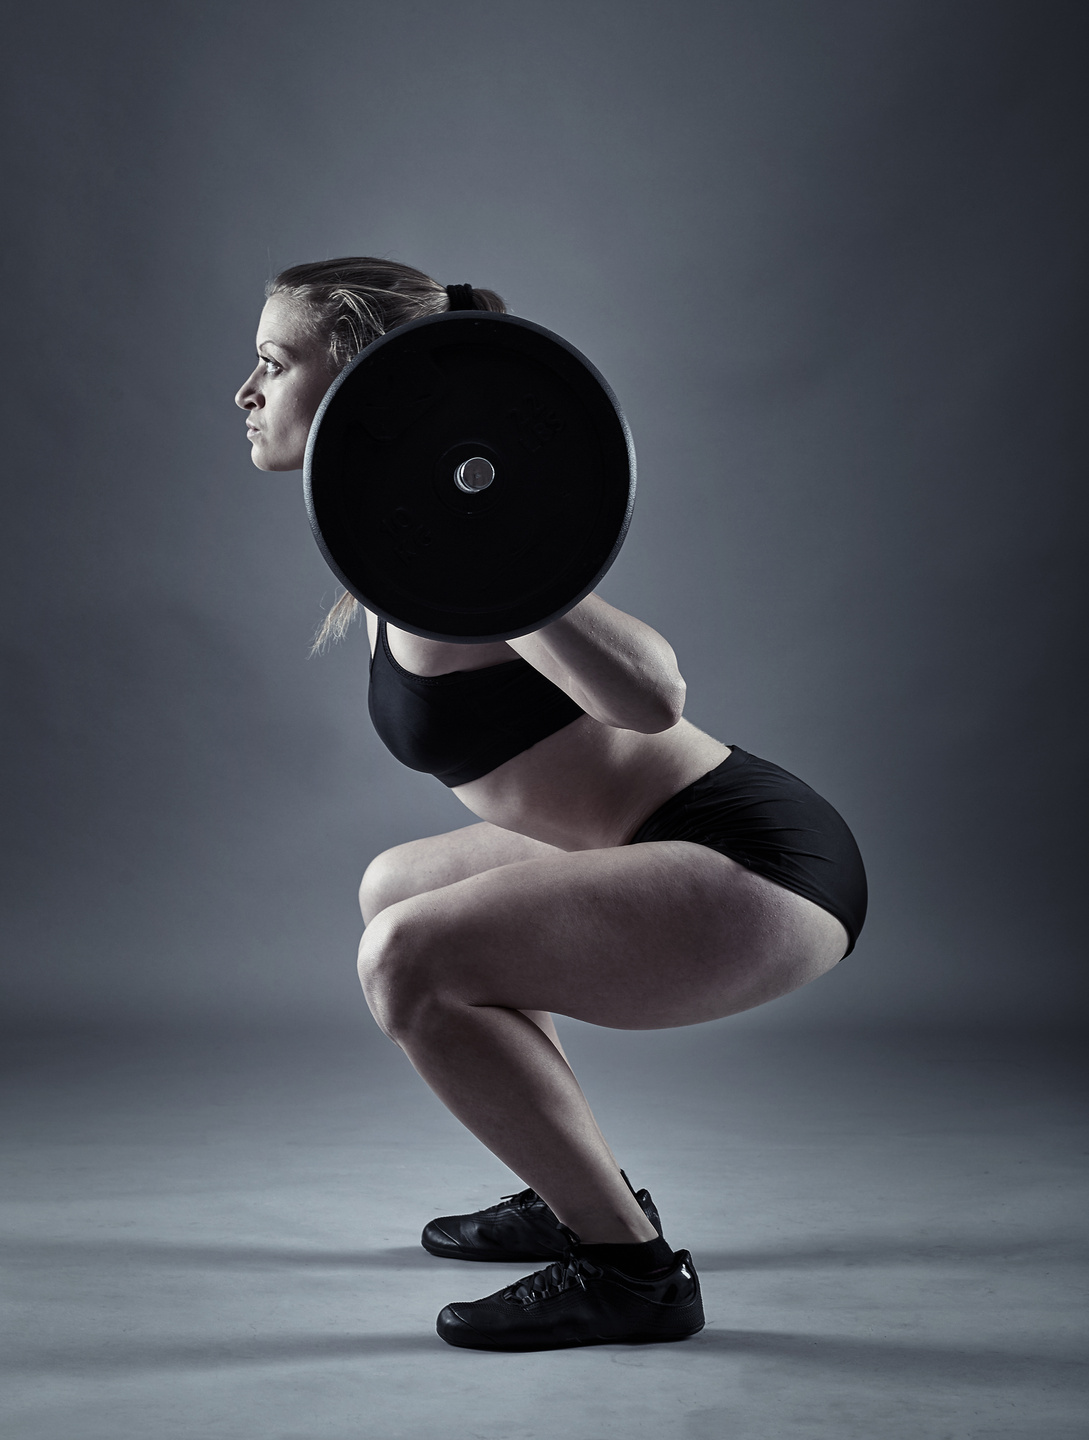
[{"xmin": 310, "ymin": 590, "xmax": 363, "ymax": 655}]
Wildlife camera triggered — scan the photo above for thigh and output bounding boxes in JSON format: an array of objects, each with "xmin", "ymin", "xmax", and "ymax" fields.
[
  {"xmin": 363, "ymin": 841, "xmax": 848, "ymax": 1029},
  {"xmin": 359, "ymin": 822, "xmax": 562, "ymax": 923}
]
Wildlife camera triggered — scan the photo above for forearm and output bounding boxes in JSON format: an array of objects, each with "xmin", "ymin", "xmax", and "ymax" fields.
[{"xmin": 506, "ymin": 594, "xmax": 686, "ymax": 732}]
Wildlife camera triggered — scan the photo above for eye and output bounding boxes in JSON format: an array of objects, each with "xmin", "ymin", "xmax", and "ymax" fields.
[{"xmin": 258, "ymin": 355, "xmax": 282, "ymax": 376}]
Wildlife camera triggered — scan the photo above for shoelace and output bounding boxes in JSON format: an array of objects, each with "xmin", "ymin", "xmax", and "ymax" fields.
[
  {"xmin": 503, "ymin": 1254, "xmax": 603, "ymax": 1306},
  {"xmin": 490, "ymin": 1188, "xmax": 541, "ymax": 1214}
]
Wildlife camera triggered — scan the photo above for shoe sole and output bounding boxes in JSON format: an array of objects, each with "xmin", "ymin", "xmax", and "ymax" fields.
[
  {"xmin": 438, "ymin": 1320, "xmax": 705, "ymax": 1352},
  {"xmin": 421, "ymin": 1236, "xmax": 566, "ymax": 1263}
]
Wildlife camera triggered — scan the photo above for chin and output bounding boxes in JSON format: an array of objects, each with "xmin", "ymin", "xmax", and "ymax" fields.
[
  {"xmin": 249, "ymin": 449, "xmax": 289, "ymax": 473},
  {"xmin": 253, "ymin": 447, "xmax": 305, "ymax": 473}
]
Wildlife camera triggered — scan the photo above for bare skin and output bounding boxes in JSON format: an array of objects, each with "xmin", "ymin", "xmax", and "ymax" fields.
[
  {"xmin": 238, "ymin": 297, "xmax": 850, "ymax": 1245},
  {"xmin": 235, "ymin": 292, "xmax": 335, "ymax": 472},
  {"xmin": 358, "ymin": 822, "xmax": 846, "ymax": 1242},
  {"xmin": 357, "ymin": 612, "xmax": 848, "ymax": 1244}
]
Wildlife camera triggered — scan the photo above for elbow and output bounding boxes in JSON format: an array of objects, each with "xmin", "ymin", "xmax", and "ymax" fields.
[
  {"xmin": 647, "ymin": 675, "xmax": 687, "ymax": 732},
  {"xmin": 641, "ymin": 644, "xmax": 688, "ymax": 732},
  {"xmin": 621, "ymin": 674, "xmax": 687, "ymax": 734}
]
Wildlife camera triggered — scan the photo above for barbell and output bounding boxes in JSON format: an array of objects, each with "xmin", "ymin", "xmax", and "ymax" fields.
[{"xmin": 303, "ymin": 311, "xmax": 636, "ymax": 643}]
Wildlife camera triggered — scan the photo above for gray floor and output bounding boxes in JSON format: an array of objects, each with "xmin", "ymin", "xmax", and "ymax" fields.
[{"xmin": 2, "ymin": 1024, "xmax": 1086, "ymax": 1440}]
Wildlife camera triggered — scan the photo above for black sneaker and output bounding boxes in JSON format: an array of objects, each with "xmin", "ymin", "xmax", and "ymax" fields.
[
  {"xmin": 436, "ymin": 1248, "xmax": 704, "ymax": 1351},
  {"xmin": 421, "ymin": 1180, "xmax": 662, "ymax": 1263}
]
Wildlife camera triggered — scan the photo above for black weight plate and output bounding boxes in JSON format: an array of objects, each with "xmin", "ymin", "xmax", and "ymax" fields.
[{"xmin": 304, "ymin": 312, "xmax": 636, "ymax": 642}]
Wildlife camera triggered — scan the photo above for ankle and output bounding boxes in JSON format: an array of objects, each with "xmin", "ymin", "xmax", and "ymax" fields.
[
  {"xmin": 560, "ymin": 1206, "xmax": 658, "ymax": 1245},
  {"xmin": 577, "ymin": 1235, "xmax": 675, "ymax": 1275},
  {"xmin": 574, "ymin": 1220, "xmax": 657, "ymax": 1244}
]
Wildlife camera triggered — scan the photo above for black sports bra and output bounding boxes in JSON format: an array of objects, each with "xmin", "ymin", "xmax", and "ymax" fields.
[{"xmin": 368, "ymin": 620, "xmax": 585, "ymax": 787}]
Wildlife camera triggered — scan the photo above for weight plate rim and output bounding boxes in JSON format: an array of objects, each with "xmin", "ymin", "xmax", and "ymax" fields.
[{"xmin": 303, "ymin": 311, "xmax": 637, "ymax": 643}]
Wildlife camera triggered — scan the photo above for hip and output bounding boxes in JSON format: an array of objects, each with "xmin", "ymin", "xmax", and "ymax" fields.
[{"xmin": 628, "ymin": 747, "xmax": 868, "ymax": 955}]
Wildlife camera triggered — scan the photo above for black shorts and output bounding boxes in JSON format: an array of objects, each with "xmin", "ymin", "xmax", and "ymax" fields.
[{"xmin": 628, "ymin": 746, "xmax": 867, "ymax": 955}]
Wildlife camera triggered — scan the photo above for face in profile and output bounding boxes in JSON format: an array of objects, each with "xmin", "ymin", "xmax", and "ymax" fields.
[{"xmin": 234, "ymin": 293, "xmax": 335, "ymax": 471}]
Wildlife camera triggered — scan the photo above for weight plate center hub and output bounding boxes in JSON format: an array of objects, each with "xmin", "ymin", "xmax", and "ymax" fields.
[{"xmin": 455, "ymin": 456, "xmax": 495, "ymax": 493}]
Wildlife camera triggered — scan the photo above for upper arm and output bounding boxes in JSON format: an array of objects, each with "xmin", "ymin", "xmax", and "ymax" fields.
[{"xmin": 508, "ymin": 595, "xmax": 687, "ymax": 733}]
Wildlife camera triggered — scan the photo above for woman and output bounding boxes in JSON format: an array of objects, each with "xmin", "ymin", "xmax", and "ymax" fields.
[{"xmin": 235, "ymin": 258, "xmax": 867, "ymax": 1352}]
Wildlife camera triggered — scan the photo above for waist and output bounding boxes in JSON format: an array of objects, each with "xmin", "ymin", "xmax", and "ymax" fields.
[{"xmin": 451, "ymin": 716, "xmax": 731, "ymax": 851}]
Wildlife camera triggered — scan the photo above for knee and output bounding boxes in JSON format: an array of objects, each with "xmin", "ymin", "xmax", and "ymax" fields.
[
  {"xmin": 358, "ymin": 845, "xmax": 414, "ymax": 925},
  {"xmin": 356, "ymin": 904, "xmax": 443, "ymax": 1042}
]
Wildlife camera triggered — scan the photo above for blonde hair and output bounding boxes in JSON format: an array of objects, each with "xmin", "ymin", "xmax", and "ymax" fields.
[{"xmin": 268, "ymin": 257, "xmax": 506, "ymax": 652}]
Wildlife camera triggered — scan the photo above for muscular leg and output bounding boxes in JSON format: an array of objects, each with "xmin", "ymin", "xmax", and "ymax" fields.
[
  {"xmin": 357, "ymin": 841, "xmax": 846, "ymax": 1243},
  {"xmin": 358, "ymin": 822, "xmax": 572, "ymax": 1057},
  {"xmin": 358, "ymin": 823, "xmax": 562, "ymax": 924}
]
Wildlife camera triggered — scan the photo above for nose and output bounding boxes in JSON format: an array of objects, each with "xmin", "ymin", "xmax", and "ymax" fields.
[{"xmin": 235, "ymin": 368, "xmax": 262, "ymax": 411}]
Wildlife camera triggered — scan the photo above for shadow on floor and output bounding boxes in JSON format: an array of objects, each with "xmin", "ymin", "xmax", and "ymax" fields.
[
  {"xmin": 2, "ymin": 1331, "xmax": 441, "ymax": 1377},
  {"xmin": 1, "ymin": 1240, "xmax": 442, "ymax": 1269},
  {"xmin": 4, "ymin": 1233, "xmax": 1083, "ymax": 1272},
  {"xmin": 689, "ymin": 1234, "xmax": 1087, "ymax": 1271}
]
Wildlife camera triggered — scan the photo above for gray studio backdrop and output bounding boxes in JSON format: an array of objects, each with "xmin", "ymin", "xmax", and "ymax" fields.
[{"xmin": 2, "ymin": 1, "xmax": 1085, "ymax": 1034}]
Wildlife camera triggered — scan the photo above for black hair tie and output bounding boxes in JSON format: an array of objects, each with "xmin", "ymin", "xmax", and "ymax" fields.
[{"xmin": 445, "ymin": 283, "xmax": 475, "ymax": 310}]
